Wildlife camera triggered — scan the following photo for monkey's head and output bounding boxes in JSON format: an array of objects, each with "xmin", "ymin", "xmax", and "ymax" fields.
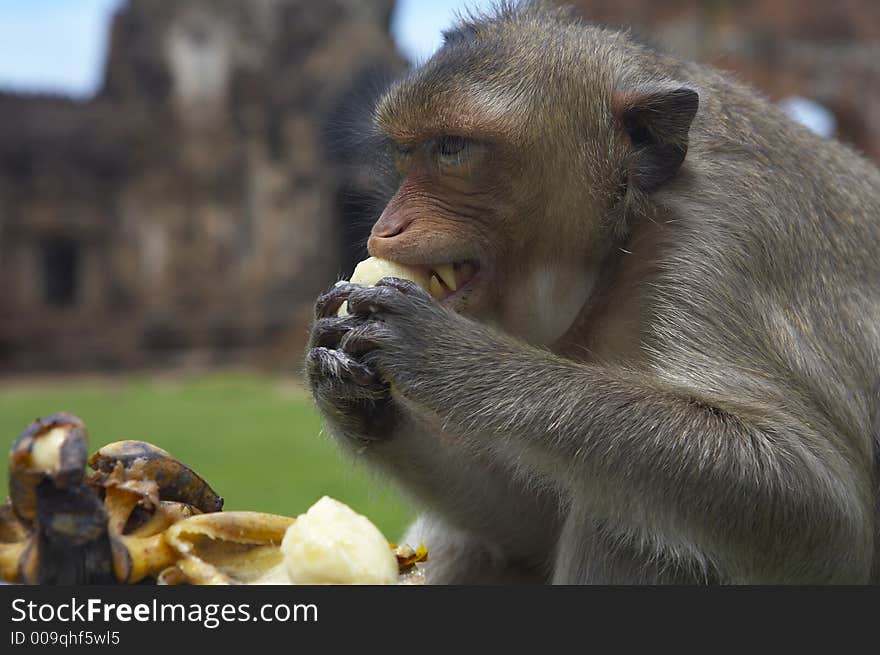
[{"xmin": 368, "ymin": 3, "xmax": 698, "ymax": 345}]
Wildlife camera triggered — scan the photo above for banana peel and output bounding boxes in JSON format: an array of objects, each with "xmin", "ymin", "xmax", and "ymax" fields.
[
  {"xmin": 8, "ymin": 413, "xmax": 90, "ymax": 525},
  {"xmin": 0, "ymin": 503, "xmax": 29, "ymax": 581},
  {"xmin": 0, "ymin": 417, "xmax": 221, "ymax": 584},
  {"xmin": 4, "ymin": 414, "xmax": 114, "ymax": 584},
  {"xmin": 158, "ymin": 512, "xmax": 295, "ymax": 585},
  {"xmin": 89, "ymin": 441, "xmax": 223, "ymax": 514}
]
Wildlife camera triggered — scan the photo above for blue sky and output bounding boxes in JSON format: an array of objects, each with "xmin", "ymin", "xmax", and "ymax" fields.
[
  {"xmin": 393, "ymin": 0, "xmax": 497, "ymax": 64},
  {"xmin": 0, "ymin": 0, "xmax": 830, "ymax": 135},
  {"xmin": 0, "ymin": 0, "xmax": 496, "ymax": 98}
]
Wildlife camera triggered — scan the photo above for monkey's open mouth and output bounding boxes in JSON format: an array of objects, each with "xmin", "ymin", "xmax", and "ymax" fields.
[{"xmin": 427, "ymin": 261, "xmax": 480, "ymax": 303}]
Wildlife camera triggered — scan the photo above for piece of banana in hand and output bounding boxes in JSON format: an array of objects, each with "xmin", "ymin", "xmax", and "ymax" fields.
[{"xmin": 337, "ymin": 257, "xmax": 430, "ymax": 316}]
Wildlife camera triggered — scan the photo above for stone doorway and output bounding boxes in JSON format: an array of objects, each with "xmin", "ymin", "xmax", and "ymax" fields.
[{"xmin": 41, "ymin": 238, "xmax": 80, "ymax": 307}]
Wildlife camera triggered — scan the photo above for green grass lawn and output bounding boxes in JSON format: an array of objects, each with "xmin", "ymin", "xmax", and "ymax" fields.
[{"xmin": 0, "ymin": 373, "xmax": 414, "ymax": 540}]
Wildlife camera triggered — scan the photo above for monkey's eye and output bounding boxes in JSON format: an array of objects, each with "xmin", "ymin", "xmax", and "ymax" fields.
[
  {"xmin": 436, "ymin": 135, "xmax": 468, "ymax": 157},
  {"xmin": 434, "ymin": 135, "xmax": 476, "ymax": 168},
  {"xmin": 388, "ymin": 139, "xmax": 415, "ymax": 174}
]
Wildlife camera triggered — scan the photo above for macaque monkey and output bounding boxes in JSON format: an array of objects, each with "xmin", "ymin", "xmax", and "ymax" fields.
[{"xmin": 306, "ymin": 2, "xmax": 880, "ymax": 583}]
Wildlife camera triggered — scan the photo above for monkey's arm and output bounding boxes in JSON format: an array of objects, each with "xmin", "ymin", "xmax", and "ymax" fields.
[
  {"xmin": 342, "ymin": 279, "xmax": 873, "ymax": 584},
  {"xmin": 311, "ymin": 384, "xmax": 560, "ymax": 569},
  {"xmin": 306, "ymin": 283, "xmax": 560, "ymax": 573}
]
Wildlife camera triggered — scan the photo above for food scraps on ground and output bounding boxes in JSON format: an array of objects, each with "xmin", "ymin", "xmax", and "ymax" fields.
[{"xmin": 0, "ymin": 414, "xmax": 426, "ymax": 585}]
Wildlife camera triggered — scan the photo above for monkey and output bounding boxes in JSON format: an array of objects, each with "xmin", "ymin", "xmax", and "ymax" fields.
[{"xmin": 305, "ymin": 2, "xmax": 880, "ymax": 584}]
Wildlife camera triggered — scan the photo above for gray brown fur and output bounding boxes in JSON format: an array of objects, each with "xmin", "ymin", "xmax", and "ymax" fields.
[{"xmin": 306, "ymin": 2, "xmax": 880, "ymax": 584}]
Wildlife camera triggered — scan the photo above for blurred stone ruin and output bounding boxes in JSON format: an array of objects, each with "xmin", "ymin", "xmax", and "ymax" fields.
[
  {"xmin": 0, "ymin": 0, "xmax": 404, "ymax": 373},
  {"xmin": 1, "ymin": 0, "xmax": 876, "ymax": 374},
  {"xmin": 569, "ymin": 0, "xmax": 880, "ymax": 156}
]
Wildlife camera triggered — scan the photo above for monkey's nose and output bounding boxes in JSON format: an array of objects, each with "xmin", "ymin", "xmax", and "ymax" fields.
[
  {"xmin": 371, "ymin": 225, "xmax": 405, "ymax": 238},
  {"xmin": 370, "ymin": 210, "xmax": 411, "ymax": 238}
]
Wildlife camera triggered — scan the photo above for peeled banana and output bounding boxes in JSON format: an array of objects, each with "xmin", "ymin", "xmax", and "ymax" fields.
[
  {"xmin": 281, "ymin": 496, "xmax": 399, "ymax": 585},
  {"xmin": 337, "ymin": 257, "xmax": 430, "ymax": 316}
]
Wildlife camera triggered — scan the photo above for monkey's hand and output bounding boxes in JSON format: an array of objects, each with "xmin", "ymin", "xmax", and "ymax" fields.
[
  {"xmin": 305, "ymin": 282, "xmax": 399, "ymax": 442},
  {"xmin": 340, "ymin": 277, "xmax": 500, "ymax": 413}
]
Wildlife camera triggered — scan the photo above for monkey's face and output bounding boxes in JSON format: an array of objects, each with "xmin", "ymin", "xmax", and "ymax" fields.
[
  {"xmin": 366, "ymin": 135, "xmax": 501, "ymax": 321},
  {"xmin": 364, "ymin": 131, "xmax": 599, "ymax": 344},
  {"xmin": 367, "ymin": 132, "xmax": 608, "ymax": 343},
  {"xmin": 365, "ymin": 17, "xmax": 638, "ymax": 345}
]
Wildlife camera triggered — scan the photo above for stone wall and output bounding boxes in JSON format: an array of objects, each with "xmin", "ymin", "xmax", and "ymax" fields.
[
  {"xmin": 567, "ymin": 0, "xmax": 880, "ymax": 160},
  {"xmin": 3, "ymin": 0, "xmax": 875, "ymax": 372},
  {"xmin": 0, "ymin": 0, "xmax": 404, "ymax": 372}
]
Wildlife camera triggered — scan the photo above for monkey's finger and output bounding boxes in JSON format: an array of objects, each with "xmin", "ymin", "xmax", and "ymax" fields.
[
  {"xmin": 339, "ymin": 323, "xmax": 394, "ymax": 357},
  {"xmin": 347, "ymin": 284, "xmax": 417, "ymax": 317},
  {"xmin": 375, "ymin": 276, "xmax": 434, "ymax": 302},
  {"xmin": 306, "ymin": 347, "xmax": 380, "ymax": 387},
  {"xmin": 310, "ymin": 316, "xmax": 365, "ymax": 349},
  {"xmin": 315, "ymin": 282, "xmax": 363, "ymax": 319}
]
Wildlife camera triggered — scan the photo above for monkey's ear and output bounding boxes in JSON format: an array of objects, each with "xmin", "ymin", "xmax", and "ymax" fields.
[{"xmin": 614, "ymin": 85, "xmax": 699, "ymax": 193}]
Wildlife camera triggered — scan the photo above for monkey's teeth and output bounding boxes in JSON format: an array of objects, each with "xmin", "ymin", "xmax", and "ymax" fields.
[
  {"xmin": 429, "ymin": 275, "xmax": 445, "ymax": 300},
  {"xmin": 433, "ymin": 264, "xmax": 457, "ymax": 291}
]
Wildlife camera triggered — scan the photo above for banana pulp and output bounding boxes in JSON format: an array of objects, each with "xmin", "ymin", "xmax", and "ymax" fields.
[
  {"xmin": 281, "ymin": 496, "xmax": 399, "ymax": 585},
  {"xmin": 337, "ymin": 256, "xmax": 450, "ymax": 316},
  {"xmin": 29, "ymin": 427, "xmax": 68, "ymax": 471}
]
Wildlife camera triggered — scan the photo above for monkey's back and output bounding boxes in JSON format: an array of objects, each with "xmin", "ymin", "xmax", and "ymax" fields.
[{"xmin": 639, "ymin": 60, "xmax": 880, "ymax": 576}]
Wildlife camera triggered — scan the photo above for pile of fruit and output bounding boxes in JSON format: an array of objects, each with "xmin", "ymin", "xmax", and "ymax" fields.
[{"xmin": 0, "ymin": 413, "xmax": 425, "ymax": 585}]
